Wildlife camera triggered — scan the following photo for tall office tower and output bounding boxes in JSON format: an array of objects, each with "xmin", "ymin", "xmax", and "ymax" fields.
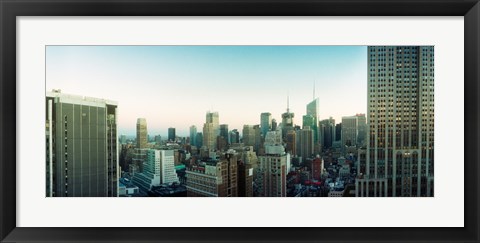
[
  {"xmin": 356, "ymin": 113, "xmax": 367, "ymax": 147},
  {"xmin": 253, "ymin": 125, "xmax": 262, "ymax": 152},
  {"xmin": 356, "ymin": 46, "xmax": 434, "ymax": 197},
  {"xmin": 189, "ymin": 125, "xmax": 197, "ymax": 146},
  {"xmin": 206, "ymin": 111, "xmax": 220, "ymax": 136},
  {"xmin": 220, "ymin": 124, "xmax": 229, "ymax": 144},
  {"xmin": 195, "ymin": 132, "xmax": 203, "ymax": 148},
  {"xmin": 341, "ymin": 116, "xmax": 358, "ymax": 147},
  {"xmin": 46, "ymin": 90, "xmax": 118, "ymax": 197},
  {"xmin": 136, "ymin": 118, "xmax": 148, "ymax": 149},
  {"xmin": 271, "ymin": 119, "xmax": 278, "ymax": 131},
  {"xmin": 298, "ymin": 126, "xmax": 314, "ymax": 160},
  {"xmin": 285, "ymin": 130, "xmax": 296, "ymax": 156},
  {"xmin": 229, "ymin": 129, "xmax": 240, "ymax": 144},
  {"xmin": 320, "ymin": 117, "xmax": 336, "ymax": 149},
  {"xmin": 306, "ymin": 96, "xmax": 320, "ymax": 144},
  {"xmin": 281, "ymin": 96, "xmax": 295, "ymax": 140},
  {"xmin": 260, "ymin": 112, "xmax": 272, "ymax": 137},
  {"xmin": 335, "ymin": 123, "xmax": 342, "ymax": 141},
  {"xmin": 302, "ymin": 114, "xmax": 315, "ymax": 130},
  {"xmin": 242, "ymin": 125, "xmax": 256, "ymax": 147},
  {"xmin": 168, "ymin": 127, "xmax": 176, "ymax": 142},
  {"xmin": 203, "ymin": 123, "xmax": 216, "ymax": 150}
]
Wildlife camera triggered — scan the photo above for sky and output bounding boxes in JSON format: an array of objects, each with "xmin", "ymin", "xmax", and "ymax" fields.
[{"xmin": 46, "ymin": 46, "xmax": 367, "ymax": 137}]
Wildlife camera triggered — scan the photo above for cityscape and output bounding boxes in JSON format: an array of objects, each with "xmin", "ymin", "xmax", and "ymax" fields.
[{"xmin": 46, "ymin": 46, "xmax": 434, "ymax": 197}]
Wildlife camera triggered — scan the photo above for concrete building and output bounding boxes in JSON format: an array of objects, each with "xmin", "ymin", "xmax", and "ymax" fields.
[
  {"xmin": 285, "ymin": 130, "xmax": 296, "ymax": 156},
  {"xmin": 136, "ymin": 118, "xmax": 148, "ymax": 149},
  {"xmin": 260, "ymin": 112, "xmax": 272, "ymax": 138},
  {"xmin": 46, "ymin": 90, "xmax": 118, "ymax": 197},
  {"xmin": 131, "ymin": 149, "xmax": 179, "ymax": 192},
  {"xmin": 356, "ymin": 46, "xmax": 435, "ymax": 197},
  {"xmin": 257, "ymin": 153, "xmax": 288, "ymax": 197},
  {"xmin": 186, "ymin": 154, "xmax": 238, "ymax": 197}
]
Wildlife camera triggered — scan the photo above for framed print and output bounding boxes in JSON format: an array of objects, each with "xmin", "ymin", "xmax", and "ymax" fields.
[{"xmin": 1, "ymin": 0, "xmax": 479, "ymax": 242}]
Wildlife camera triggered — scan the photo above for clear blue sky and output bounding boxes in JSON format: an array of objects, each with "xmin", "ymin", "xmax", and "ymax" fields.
[{"xmin": 46, "ymin": 46, "xmax": 367, "ymax": 137}]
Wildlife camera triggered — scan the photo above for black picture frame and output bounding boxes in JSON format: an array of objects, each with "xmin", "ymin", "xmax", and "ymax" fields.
[{"xmin": 1, "ymin": 0, "xmax": 478, "ymax": 242}]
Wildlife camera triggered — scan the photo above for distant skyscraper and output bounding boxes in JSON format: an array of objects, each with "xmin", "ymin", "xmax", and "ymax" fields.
[
  {"xmin": 285, "ymin": 130, "xmax": 296, "ymax": 156},
  {"xmin": 203, "ymin": 123, "xmax": 216, "ymax": 150},
  {"xmin": 356, "ymin": 113, "xmax": 367, "ymax": 147},
  {"xmin": 320, "ymin": 117, "xmax": 335, "ymax": 149},
  {"xmin": 335, "ymin": 123, "xmax": 342, "ymax": 142},
  {"xmin": 206, "ymin": 111, "xmax": 220, "ymax": 136},
  {"xmin": 281, "ymin": 96, "xmax": 294, "ymax": 140},
  {"xmin": 260, "ymin": 112, "xmax": 272, "ymax": 137},
  {"xmin": 229, "ymin": 129, "xmax": 240, "ymax": 144},
  {"xmin": 271, "ymin": 119, "xmax": 278, "ymax": 131},
  {"xmin": 136, "ymin": 118, "xmax": 148, "ymax": 149},
  {"xmin": 341, "ymin": 116, "xmax": 357, "ymax": 147},
  {"xmin": 298, "ymin": 127, "xmax": 314, "ymax": 160},
  {"xmin": 46, "ymin": 90, "xmax": 118, "ymax": 197},
  {"xmin": 154, "ymin": 135, "xmax": 162, "ymax": 145},
  {"xmin": 120, "ymin": 134, "xmax": 127, "ymax": 144},
  {"xmin": 356, "ymin": 46, "xmax": 434, "ymax": 197},
  {"xmin": 168, "ymin": 128, "xmax": 176, "ymax": 142},
  {"xmin": 190, "ymin": 125, "xmax": 197, "ymax": 146},
  {"xmin": 242, "ymin": 125, "xmax": 256, "ymax": 147},
  {"xmin": 306, "ymin": 96, "xmax": 319, "ymax": 144},
  {"xmin": 196, "ymin": 132, "xmax": 203, "ymax": 148},
  {"xmin": 220, "ymin": 124, "xmax": 229, "ymax": 144}
]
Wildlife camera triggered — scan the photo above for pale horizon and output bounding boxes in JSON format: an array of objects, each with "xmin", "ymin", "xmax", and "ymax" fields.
[{"xmin": 46, "ymin": 46, "xmax": 367, "ymax": 137}]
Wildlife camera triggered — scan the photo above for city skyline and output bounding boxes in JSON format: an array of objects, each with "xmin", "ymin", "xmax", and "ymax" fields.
[{"xmin": 46, "ymin": 46, "xmax": 367, "ymax": 137}]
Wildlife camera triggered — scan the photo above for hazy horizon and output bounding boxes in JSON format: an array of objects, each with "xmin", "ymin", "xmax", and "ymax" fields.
[{"xmin": 46, "ymin": 45, "xmax": 367, "ymax": 137}]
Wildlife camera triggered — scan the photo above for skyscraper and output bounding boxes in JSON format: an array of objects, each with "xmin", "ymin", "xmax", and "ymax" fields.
[
  {"xmin": 242, "ymin": 125, "xmax": 256, "ymax": 147},
  {"xmin": 220, "ymin": 124, "xmax": 229, "ymax": 144},
  {"xmin": 168, "ymin": 127, "xmax": 176, "ymax": 142},
  {"xmin": 136, "ymin": 118, "xmax": 147, "ymax": 149},
  {"xmin": 281, "ymin": 96, "xmax": 294, "ymax": 140},
  {"xmin": 195, "ymin": 132, "xmax": 203, "ymax": 148},
  {"xmin": 319, "ymin": 117, "xmax": 335, "ymax": 149},
  {"xmin": 189, "ymin": 125, "xmax": 197, "ymax": 146},
  {"xmin": 298, "ymin": 126, "xmax": 314, "ymax": 160},
  {"xmin": 341, "ymin": 116, "xmax": 358, "ymax": 147},
  {"xmin": 229, "ymin": 129, "xmax": 240, "ymax": 144},
  {"xmin": 206, "ymin": 111, "xmax": 220, "ymax": 136},
  {"xmin": 356, "ymin": 113, "xmax": 367, "ymax": 147},
  {"xmin": 306, "ymin": 97, "xmax": 319, "ymax": 144},
  {"xmin": 203, "ymin": 123, "xmax": 216, "ymax": 150},
  {"xmin": 260, "ymin": 112, "xmax": 272, "ymax": 137},
  {"xmin": 356, "ymin": 46, "xmax": 434, "ymax": 197},
  {"xmin": 46, "ymin": 90, "xmax": 118, "ymax": 197}
]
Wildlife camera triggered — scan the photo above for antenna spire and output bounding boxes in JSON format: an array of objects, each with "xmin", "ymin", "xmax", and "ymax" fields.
[{"xmin": 287, "ymin": 92, "xmax": 290, "ymax": 113}]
